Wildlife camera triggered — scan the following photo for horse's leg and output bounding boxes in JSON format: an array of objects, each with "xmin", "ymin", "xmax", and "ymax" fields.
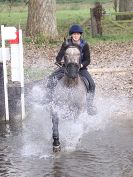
[
  {"xmin": 52, "ymin": 111, "xmax": 61, "ymax": 152},
  {"xmin": 87, "ymin": 93, "xmax": 97, "ymax": 115}
]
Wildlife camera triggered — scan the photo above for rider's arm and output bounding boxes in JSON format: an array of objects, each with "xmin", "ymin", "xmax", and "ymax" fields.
[
  {"xmin": 56, "ymin": 42, "xmax": 66, "ymax": 64},
  {"xmin": 82, "ymin": 43, "xmax": 91, "ymax": 68}
]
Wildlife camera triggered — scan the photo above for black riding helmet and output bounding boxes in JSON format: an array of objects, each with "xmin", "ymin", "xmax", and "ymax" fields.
[{"xmin": 69, "ymin": 24, "xmax": 83, "ymax": 35}]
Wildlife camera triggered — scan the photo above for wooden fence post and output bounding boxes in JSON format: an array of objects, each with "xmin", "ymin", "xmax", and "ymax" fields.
[{"xmin": 90, "ymin": 8, "xmax": 98, "ymax": 37}]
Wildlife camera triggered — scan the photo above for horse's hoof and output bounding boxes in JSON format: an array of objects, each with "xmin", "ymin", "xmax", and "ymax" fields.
[
  {"xmin": 53, "ymin": 145, "xmax": 61, "ymax": 153},
  {"xmin": 53, "ymin": 138, "xmax": 61, "ymax": 152}
]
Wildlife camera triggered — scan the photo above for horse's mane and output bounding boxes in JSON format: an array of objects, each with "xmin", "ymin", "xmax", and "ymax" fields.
[{"xmin": 64, "ymin": 43, "xmax": 81, "ymax": 52}]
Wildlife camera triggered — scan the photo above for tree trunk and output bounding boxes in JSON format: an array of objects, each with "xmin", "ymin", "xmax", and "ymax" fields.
[
  {"xmin": 26, "ymin": 0, "xmax": 58, "ymax": 39},
  {"xmin": 90, "ymin": 8, "xmax": 98, "ymax": 37},
  {"xmin": 118, "ymin": 0, "xmax": 133, "ymax": 20},
  {"xmin": 114, "ymin": 0, "xmax": 119, "ymax": 12}
]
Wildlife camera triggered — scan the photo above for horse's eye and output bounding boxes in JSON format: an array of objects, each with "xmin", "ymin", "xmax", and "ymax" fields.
[{"xmin": 65, "ymin": 54, "xmax": 68, "ymax": 58}]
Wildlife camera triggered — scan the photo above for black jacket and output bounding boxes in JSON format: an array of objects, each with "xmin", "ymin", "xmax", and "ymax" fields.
[{"xmin": 56, "ymin": 38, "xmax": 90, "ymax": 69}]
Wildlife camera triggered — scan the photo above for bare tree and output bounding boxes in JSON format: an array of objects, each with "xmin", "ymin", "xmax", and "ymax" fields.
[{"xmin": 26, "ymin": 0, "xmax": 58, "ymax": 39}]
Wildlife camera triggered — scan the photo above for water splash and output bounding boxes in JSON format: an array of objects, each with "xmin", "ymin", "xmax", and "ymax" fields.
[{"xmin": 21, "ymin": 78, "xmax": 132, "ymax": 155}]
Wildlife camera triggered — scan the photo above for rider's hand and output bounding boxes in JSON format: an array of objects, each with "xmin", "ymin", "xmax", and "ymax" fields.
[
  {"xmin": 80, "ymin": 64, "xmax": 84, "ymax": 69},
  {"xmin": 80, "ymin": 64, "xmax": 86, "ymax": 70},
  {"xmin": 81, "ymin": 64, "xmax": 83, "ymax": 68}
]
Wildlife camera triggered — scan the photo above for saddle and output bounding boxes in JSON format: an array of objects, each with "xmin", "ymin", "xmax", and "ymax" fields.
[{"xmin": 51, "ymin": 68, "xmax": 90, "ymax": 93}]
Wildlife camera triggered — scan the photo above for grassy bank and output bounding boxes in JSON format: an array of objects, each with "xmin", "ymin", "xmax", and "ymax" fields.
[
  {"xmin": 56, "ymin": 0, "xmax": 111, "ymax": 4},
  {"xmin": 0, "ymin": 2, "xmax": 133, "ymax": 44}
]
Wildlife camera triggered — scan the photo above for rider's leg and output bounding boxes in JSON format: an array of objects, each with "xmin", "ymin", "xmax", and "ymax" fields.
[
  {"xmin": 47, "ymin": 67, "xmax": 65, "ymax": 89},
  {"xmin": 79, "ymin": 68, "xmax": 95, "ymax": 94},
  {"xmin": 79, "ymin": 68, "xmax": 96, "ymax": 115},
  {"xmin": 46, "ymin": 67, "xmax": 65, "ymax": 103}
]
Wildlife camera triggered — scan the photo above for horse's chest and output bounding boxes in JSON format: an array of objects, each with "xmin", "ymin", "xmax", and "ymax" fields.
[{"xmin": 53, "ymin": 79, "xmax": 87, "ymax": 107}]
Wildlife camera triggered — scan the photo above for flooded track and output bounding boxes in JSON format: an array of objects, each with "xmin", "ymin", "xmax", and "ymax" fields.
[{"xmin": 0, "ymin": 103, "xmax": 133, "ymax": 177}]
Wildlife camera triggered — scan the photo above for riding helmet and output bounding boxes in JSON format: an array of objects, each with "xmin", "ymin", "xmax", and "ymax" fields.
[{"xmin": 69, "ymin": 24, "xmax": 83, "ymax": 35}]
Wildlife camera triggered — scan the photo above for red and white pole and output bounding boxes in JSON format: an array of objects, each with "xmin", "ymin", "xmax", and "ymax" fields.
[
  {"xmin": 1, "ymin": 25, "xmax": 9, "ymax": 121},
  {"xmin": 0, "ymin": 25, "xmax": 25, "ymax": 121}
]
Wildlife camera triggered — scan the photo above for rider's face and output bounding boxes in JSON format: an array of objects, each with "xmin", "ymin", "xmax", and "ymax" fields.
[{"xmin": 71, "ymin": 33, "xmax": 81, "ymax": 42}]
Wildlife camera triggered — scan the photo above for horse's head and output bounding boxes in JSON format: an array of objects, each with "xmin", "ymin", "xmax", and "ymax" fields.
[{"xmin": 64, "ymin": 45, "xmax": 81, "ymax": 79}]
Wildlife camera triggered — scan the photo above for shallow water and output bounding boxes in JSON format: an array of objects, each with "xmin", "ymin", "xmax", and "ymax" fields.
[
  {"xmin": 0, "ymin": 112, "xmax": 133, "ymax": 177},
  {"xmin": 1, "ymin": 83, "xmax": 133, "ymax": 177}
]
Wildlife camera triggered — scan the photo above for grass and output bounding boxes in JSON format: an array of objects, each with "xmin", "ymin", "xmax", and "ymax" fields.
[
  {"xmin": 56, "ymin": 0, "xmax": 112, "ymax": 4},
  {"xmin": 0, "ymin": 1, "xmax": 133, "ymax": 45},
  {"xmin": 0, "ymin": 12, "xmax": 27, "ymax": 28},
  {"xmin": 57, "ymin": 9, "xmax": 90, "ymax": 35},
  {"xmin": 0, "ymin": 2, "xmax": 27, "ymax": 29}
]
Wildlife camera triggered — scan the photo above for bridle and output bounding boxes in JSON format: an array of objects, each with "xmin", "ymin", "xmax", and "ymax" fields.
[{"xmin": 64, "ymin": 46, "xmax": 81, "ymax": 79}]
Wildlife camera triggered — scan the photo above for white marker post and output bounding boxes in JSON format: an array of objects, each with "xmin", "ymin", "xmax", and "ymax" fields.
[
  {"xmin": 1, "ymin": 25, "xmax": 17, "ymax": 121},
  {"xmin": 10, "ymin": 29, "xmax": 25, "ymax": 120},
  {"xmin": 19, "ymin": 29, "xmax": 25, "ymax": 120},
  {"xmin": 1, "ymin": 25, "xmax": 9, "ymax": 120},
  {"xmin": 1, "ymin": 25, "xmax": 25, "ymax": 121}
]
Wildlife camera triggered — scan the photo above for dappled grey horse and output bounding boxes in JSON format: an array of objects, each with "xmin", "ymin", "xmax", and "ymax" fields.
[{"xmin": 51, "ymin": 45, "xmax": 89, "ymax": 152}]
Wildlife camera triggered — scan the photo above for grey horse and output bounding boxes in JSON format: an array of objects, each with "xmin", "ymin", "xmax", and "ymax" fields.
[{"xmin": 51, "ymin": 45, "xmax": 89, "ymax": 152}]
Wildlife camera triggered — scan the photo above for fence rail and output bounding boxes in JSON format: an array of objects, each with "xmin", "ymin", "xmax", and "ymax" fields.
[
  {"xmin": 109, "ymin": 11, "xmax": 133, "ymax": 16},
  {"xmin": 102, "ymin": 11, "xmax": 133, "ymax": 36},
  {"xmin": 90, "ymin": 8, "xmax": 133, "ymax": 37}
]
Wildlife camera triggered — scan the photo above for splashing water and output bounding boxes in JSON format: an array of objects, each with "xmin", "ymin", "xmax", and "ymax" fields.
[{"xmin": 22, "ymin": 78, "xmax": 132, "ymax": 155}]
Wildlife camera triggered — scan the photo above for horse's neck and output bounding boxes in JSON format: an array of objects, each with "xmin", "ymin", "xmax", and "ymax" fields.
[{"xmin": 63, "ymin": 75, "xmax": 79, "ymax": 87}]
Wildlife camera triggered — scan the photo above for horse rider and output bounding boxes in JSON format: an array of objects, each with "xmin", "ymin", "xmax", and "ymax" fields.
[{"xmin": 47, "ymin": 24, "xmax": 96, "ymax": 115}]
